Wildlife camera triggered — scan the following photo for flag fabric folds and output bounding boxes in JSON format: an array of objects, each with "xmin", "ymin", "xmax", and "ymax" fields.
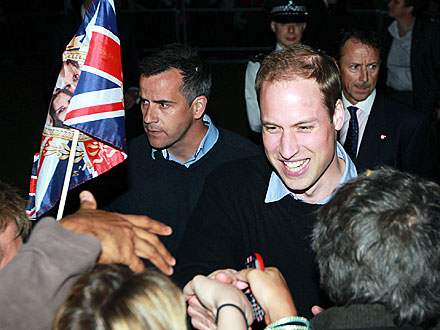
[{"xmin": 27, "ymin": 0, "xmax": 127, "ymax": 219}]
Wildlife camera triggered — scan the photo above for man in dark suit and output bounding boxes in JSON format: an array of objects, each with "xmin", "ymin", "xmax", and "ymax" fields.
[{"xmin": 337, "ymin": 28, "xmax": 436, "ymax": 180}]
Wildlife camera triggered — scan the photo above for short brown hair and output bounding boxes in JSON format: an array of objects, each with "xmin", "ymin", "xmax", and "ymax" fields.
[
  {"xmin": 0, "ymin": 181, "xmax": 31, "ymax": 241},
  {"xmin": 255, "ymin": 43, "xmax": 341, "ymax": 120}
]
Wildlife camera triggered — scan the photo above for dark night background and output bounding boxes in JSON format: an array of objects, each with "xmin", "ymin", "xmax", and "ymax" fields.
[{"xmin": 1, "ymin": 0, "xmax": 439, "ymax": 199}]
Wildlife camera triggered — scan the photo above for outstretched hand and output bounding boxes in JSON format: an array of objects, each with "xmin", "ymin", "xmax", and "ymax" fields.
[
  {"xmin": 60, "ymin": 191, "xmax": 175, "ymax": 274},
  {"xmin": 184, "ymin": 273, "xmax": 253, "ymax": 330},
  {"xmin": 183, "ymin": 268, "xmax": 246, "ymax": 329}
]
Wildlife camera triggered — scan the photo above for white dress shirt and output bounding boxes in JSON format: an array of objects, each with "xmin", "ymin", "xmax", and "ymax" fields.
[
  {"xmin": 386, "ymin": 19, "xmax": 414, "ymax": 92},
  {"xmin": 339, "ymin": 89, "xmax": 376, "ymax": 155}
]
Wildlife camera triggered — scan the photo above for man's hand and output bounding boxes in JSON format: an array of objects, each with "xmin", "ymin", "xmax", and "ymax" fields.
[
  {"xmin": 236, "ymin": 267, "xmax": 297, "ymax": 324},
  {"xmin": 60, "ymin": 191, "xmax": 175, "ymax": 274},
  {"xmin": 184, "ymin": 274, "xmax": 253, "ymax": 330}
]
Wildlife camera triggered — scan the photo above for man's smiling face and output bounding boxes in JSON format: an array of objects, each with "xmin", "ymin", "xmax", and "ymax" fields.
[{"xmin": 260, "ymin": 78, "xmax": 344, "ymax": 197}]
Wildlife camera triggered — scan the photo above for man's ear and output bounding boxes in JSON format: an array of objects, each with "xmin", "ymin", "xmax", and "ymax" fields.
[
  {"xmin": 191, "ymin": 95, "xmax": 207, "ymax": 120},
  {"xmin": 270, "ymin": 20, "xmax": 276, "ymax": 33},
  {"xmin": 335, "ymin": 58, "xmax": 341, "ymax": 72},
  {"xmin": 333, "ymin": 99, "xmax": 345, "ymax": 131}
]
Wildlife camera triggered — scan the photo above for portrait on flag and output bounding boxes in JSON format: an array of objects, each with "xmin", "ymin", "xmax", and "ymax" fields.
[
  {"xmin": 27, "ymin": 0, "xmax": 127, "ymax": 219},
  {"xmin": 48, "ymin": 59, "xmax": 82, "ymax": 128}
]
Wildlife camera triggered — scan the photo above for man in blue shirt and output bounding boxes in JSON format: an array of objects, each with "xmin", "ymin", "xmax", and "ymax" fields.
[
  {"xmin": 175, "ymin": 44, "xmax": 357, "ymax": 322},
  {"xmin": 102, "ymin": 44, "xmax": 261, "ymax": 272}
]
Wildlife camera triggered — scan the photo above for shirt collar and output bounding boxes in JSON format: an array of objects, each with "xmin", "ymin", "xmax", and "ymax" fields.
[
  {"xmin": 342, "ymin": 89, "xmax": 376, "ymax": 115},
  {"xmin": 275, "ymin": 43, "xmax": 283, "ymax": 51},
  {"xmin": 388, "ymin": 19, "xmax": 415, "ymax": 40},
  {"xmin": 264, "ymin": 142, "xmax": 357, "ymax": 204},
  {"xmin": 151, "ymin": 114, "xmax": 219, "ymax": 168}
]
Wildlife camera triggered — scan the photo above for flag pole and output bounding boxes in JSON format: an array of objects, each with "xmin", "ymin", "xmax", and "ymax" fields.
[{"xmin": 56, "ymin": 129, "xmax": 80, "ymax": 220}]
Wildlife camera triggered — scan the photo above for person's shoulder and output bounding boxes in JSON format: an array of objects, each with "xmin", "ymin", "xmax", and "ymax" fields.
[
  {"xmin": 207, "ymin": 152, "xmax": 269, "ymax": 182},
  {"xmin": 249, "ymin": 51, "xmax": 271, "ymax": 63},
  {"xmin": 124, "ymin": 134, "xmax": 154, "ymax": 172},
  {"xmin": 416, "ymin": 15, "xmax": 440, "ymax": 27},
  {"xmin": 414, "ymin": 15, "xmax": 440, "ymax": 34},
  {"xmin": 378, "ymin": 92, "xmax": 429, "ymax": 122},
  {"xmin": 127, "ymin": 133, "xmax": 151, "ymax": 156},
  {"xmin": 32, "ymin": 217, "xmax": 58, "ymax": 232},
  {"xmin": 33, "ymin": 217, "xmax": 100, "ymax": 248},
  {"xmin": 128, "ymin": 133, "xmax": 148, "ymax": 147},
  {"xmin": 217, "ymin": 128, "xmax": 263, "ymax": 155},
  {"xmin": 216, "ymin": 152, "xmax": 272, "ymax": 178},
  {"xmin": 198, "ymin": 154, "xmax": 272, "ymax": 203}
]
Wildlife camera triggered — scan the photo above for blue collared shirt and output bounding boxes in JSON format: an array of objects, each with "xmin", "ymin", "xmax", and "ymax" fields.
[
  {"xmin": 265, "ymin": 142, "xmax": 357, "ymax": 205},
  {"xmin": 151, "ymin": 114, "xmax": 219, "ymax": 168}
]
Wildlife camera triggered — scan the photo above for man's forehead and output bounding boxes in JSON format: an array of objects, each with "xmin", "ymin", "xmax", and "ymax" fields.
[
  {"xmin": 142, "ymin": 68, "xmax": 183, "ymax": 82},
  {"xmin": 261, "ymin": 77, "xmax": 320, "ymax": 97},
  {"xmin": 262, "ymin": 76, "xmax": 309, "ymax": 88},
  {"xmin": 342, "ymin": 39, "xmax": 379, "ymax": 61},
  {"xmin": 140, "ymin": 69, "xmax": 183, "ymax": 92},
  {"xmin": 260, "ymin": 78, "xmax": 330, "ymax": 119}
]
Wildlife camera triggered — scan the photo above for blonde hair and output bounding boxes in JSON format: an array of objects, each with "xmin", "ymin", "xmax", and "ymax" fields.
[{"xmin": 54, "ymin": 264, "xmax": 187, "ymax": 330}]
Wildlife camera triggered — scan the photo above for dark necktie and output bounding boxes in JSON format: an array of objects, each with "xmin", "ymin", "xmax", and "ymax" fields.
[{"xmin": 344, "ymin": 106, "xmax": 359, "ymax": 160}]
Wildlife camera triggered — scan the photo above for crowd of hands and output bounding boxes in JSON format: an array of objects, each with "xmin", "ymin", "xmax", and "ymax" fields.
[
  {"xmin": 63, "ymin": 190, "xmax": 317, "ymax": 329},
  {"xmin": 184, "ymin": 267, "xmax": 300, "ymax": 329}
]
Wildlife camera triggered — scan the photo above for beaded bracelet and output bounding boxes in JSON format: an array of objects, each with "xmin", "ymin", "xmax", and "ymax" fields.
[
  {"xmin": 264, "ymin": 316, "xmax": 310, "ymax": 330},
  {"xmin": 215, "ymin": 303, "xmax": 249, "ymax": 328}
]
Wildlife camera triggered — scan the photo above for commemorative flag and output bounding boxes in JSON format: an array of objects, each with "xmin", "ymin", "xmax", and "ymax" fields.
[{"xmin": 27, "ymin": 0, "xmax": 127, "ymax": 219}]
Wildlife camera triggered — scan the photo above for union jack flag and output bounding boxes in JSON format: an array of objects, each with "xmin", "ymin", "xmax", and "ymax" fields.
[{"xmin": 26, "ymin": 0, "xmax": 127, "ymax": 219}]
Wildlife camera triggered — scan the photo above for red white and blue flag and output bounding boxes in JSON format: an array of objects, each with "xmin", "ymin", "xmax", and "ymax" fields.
[{"xmin": 27, "ymin": 0, "xmax": 127, "ymax": 219}]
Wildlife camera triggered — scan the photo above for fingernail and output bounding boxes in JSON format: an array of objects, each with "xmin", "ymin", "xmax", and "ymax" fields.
[{"xmin": 80, "ymin": 191, "xmax": 92, "ymax": 202}]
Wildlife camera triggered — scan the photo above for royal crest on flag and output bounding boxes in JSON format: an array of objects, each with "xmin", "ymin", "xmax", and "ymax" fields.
[{"xmin": 27, "ymin": 0, "xmax": 127, "ymax": 219}]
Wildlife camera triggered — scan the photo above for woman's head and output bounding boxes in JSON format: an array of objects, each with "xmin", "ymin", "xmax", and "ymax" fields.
[{"xmin": 54, "ymin": 264, "xmax": 187, "ymax": 330}]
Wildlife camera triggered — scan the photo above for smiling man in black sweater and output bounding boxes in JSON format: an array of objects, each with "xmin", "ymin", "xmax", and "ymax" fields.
[{"xmin": 175, "ymin": 44, "xmax": 357, "ymax": 322}]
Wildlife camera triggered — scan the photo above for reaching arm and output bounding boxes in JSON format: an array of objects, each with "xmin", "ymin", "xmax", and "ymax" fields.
[
  {"xmin": 0, "ymin": 217, "xmax": 100, "ymax": 330},
  {"xmin": 0, "ymin": 190, "xmax": 176, "ymax": 330}
]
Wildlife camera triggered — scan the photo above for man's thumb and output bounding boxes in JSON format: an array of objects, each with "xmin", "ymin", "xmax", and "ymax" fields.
[{"xmin": 79, "ymin": 190, "xmax": 97, "ymax": 210}]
